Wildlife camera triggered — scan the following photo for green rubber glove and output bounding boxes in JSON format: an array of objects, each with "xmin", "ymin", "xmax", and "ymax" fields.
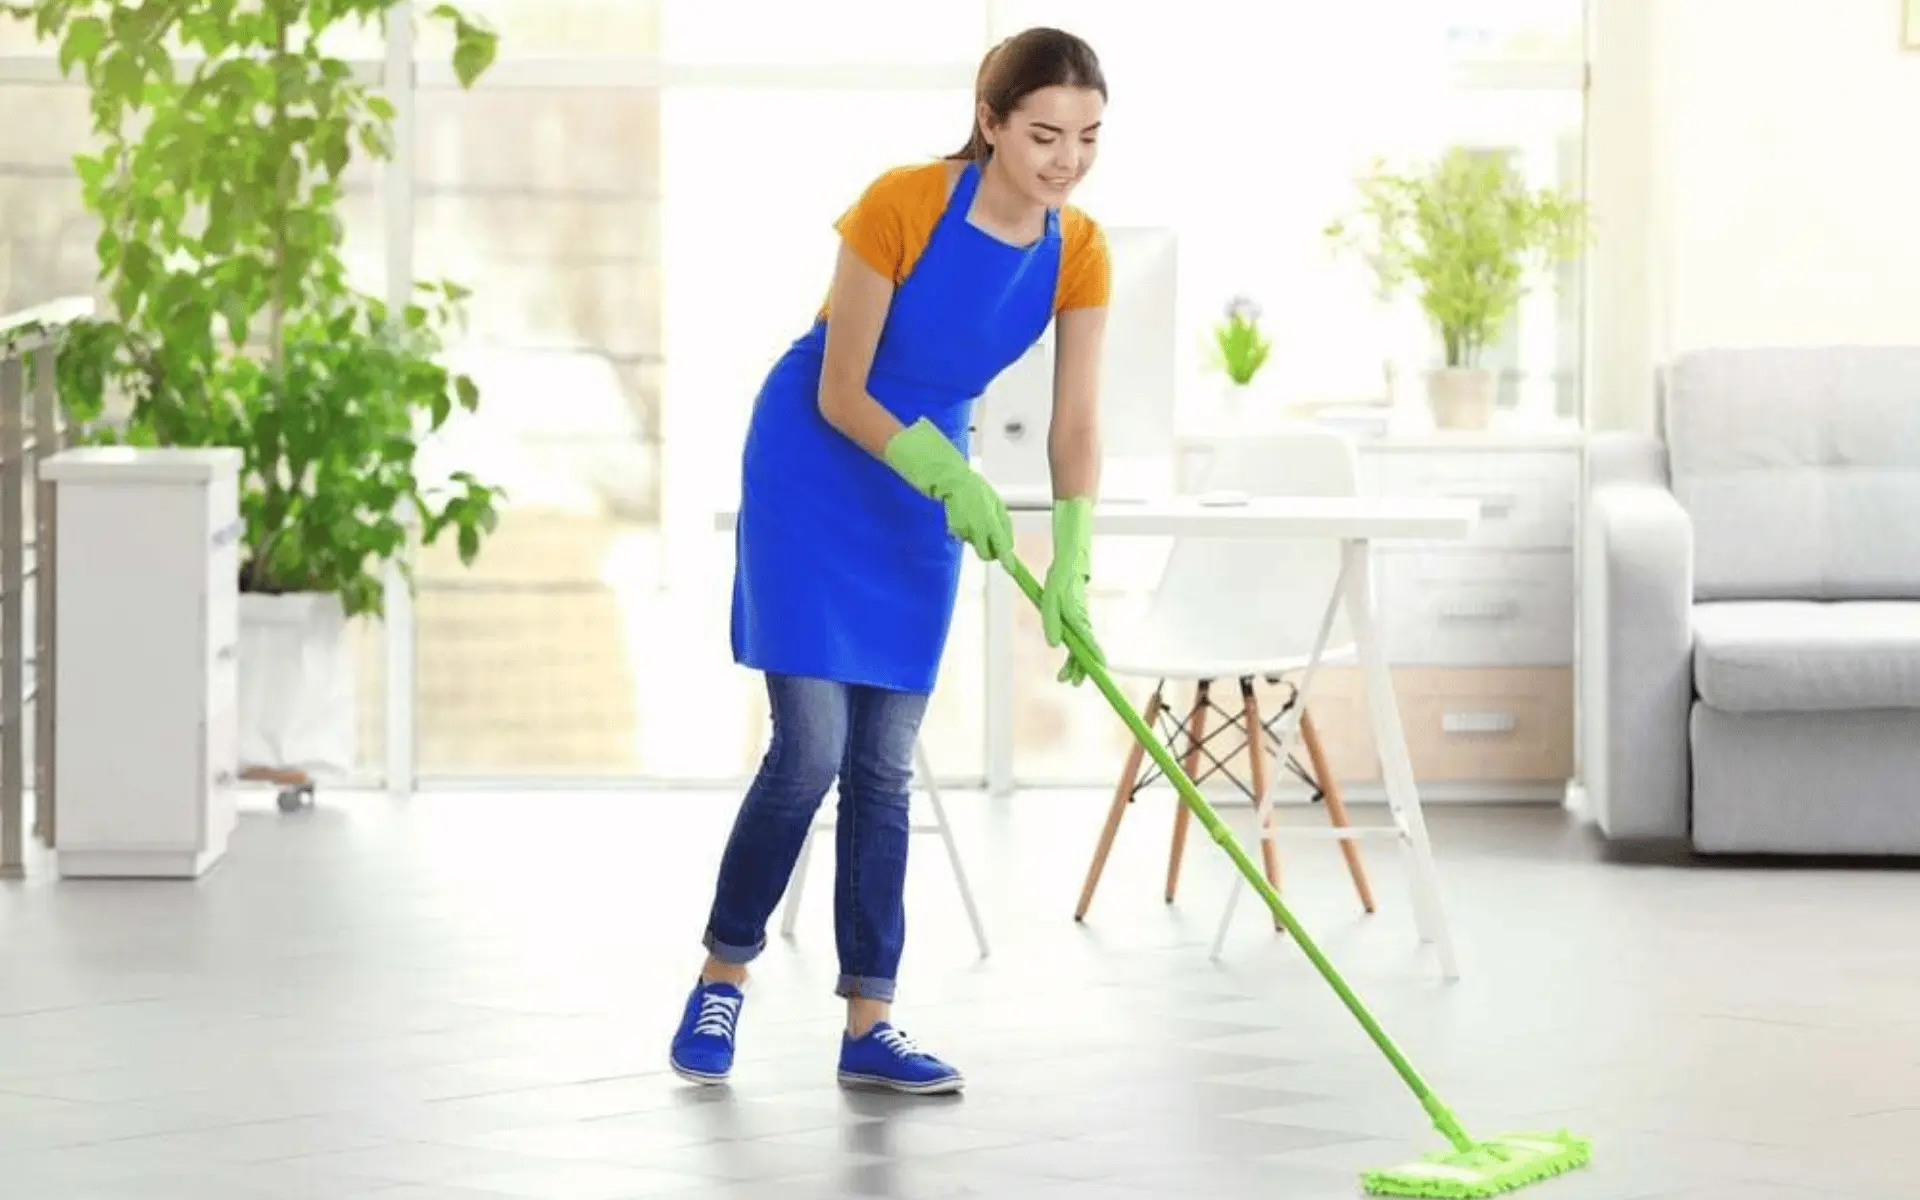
[
  {"xmin": 1041, "ymin": 496, "xmax": 1103, "ymax": 685},
  {"xmin": 883, "ymin": 418, "xmax": 1014, "ymax": 563}
]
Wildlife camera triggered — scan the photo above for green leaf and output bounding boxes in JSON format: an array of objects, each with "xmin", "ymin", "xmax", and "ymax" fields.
[
  {"xmin": 439, "ymin": 7, "xmax": 499, "ymax": 88},
  {"xmin": 454, "ymin": 373, "xmax": 479, "ymax": 411},
  {"xmin": 59, "ymin": 15, "xmax": 106, "ymax": 74}
]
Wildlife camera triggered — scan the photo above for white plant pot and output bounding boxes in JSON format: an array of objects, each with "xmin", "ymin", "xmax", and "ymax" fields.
[
  {"xmin": 237, "ymin": 592, "xmax": 358, "ymax": 779},
  {"xmin": 1424, "ymin": 366, "xmax": 1497, "ymax": 430}
]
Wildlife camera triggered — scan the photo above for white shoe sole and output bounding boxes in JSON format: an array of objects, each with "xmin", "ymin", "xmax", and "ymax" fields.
[
  {"xmin": 837, "ymin": 1069, "xmax": 965, "ymax": 1095},
  {"xmin": 670, "ymin": 1058, "xmax": 731, "ymax": 1086}
]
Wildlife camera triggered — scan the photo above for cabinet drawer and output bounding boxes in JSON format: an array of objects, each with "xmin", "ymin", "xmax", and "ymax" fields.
[
  {"xmin": 207, "ymin": 473, "xmax": 239, "ymax": 537},
  {"xmin": 1374, "ymin": 451, "xmax": 1577, "ymax": 549},
  {"xmin": 207, "ymin": 536, "xmax": 239, "ymax": 652},
  {"xmin": 205, "ymin": 701, "xmax": 238, "ymax": 789},
  {"xmin": 1395, "ymin": 667, "xmax": 1573, "ymax": 782},
  {"xmin": 1377, "ymin": 549, "xmax": 1573, "ymax": 666},
  {"xmin": 1288, "ymin": 666, "xmax": 1573, "ymax": 785},
  {"xmin": 208, "ymin": 638, "xmax": 238, "ymax": 716},
  {"xmin": 204, "ymin": 702, "xmax": 239, "ymax": 849}
]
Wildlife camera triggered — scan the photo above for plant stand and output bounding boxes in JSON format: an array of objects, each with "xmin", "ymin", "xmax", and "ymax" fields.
[
  {"xmin": 241, "ymin": 765, "xmax": 316, "ymax": 813},
  {"xmin": 238, "ymin": 592, "xmax": 356, "ymax": 814}
]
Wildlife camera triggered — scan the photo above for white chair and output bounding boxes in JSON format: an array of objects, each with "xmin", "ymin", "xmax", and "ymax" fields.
[
  {"xmin": 1073, "ymin": 428, "xmax": 1378, "ymax": 946},
  {"xmin": 780, "ymin": 738, "xmax": 989, "ymax": 958}
]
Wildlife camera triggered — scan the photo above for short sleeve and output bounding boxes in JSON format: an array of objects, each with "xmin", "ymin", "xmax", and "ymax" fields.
[
  {"xmin": 832, "ymin": 166, "xmax": 922, "ymax": 284},
  {"xmin": 1055, "ymin": 210, "xmax": 1111, "ymax": 312}
]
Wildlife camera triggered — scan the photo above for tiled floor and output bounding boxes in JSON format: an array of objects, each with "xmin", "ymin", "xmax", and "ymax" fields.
[{"xmin": 6, "ymin": 787, "xmax": 1920, "ymax": 1199}]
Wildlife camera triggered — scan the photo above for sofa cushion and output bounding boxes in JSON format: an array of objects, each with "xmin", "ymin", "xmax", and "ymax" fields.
[
  {"xmin": 1662, "ymin": 347, "xmax": 1920, "ymax": 602},
  {"xmin": 1693, "ymin": 601, "xmax": 1920, "ymax": 713}
]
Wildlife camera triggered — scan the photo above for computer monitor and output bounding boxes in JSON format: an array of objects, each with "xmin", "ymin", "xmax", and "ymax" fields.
[{"xmin": 973, "ymin": 225, "xmax": 1178, "ymax": 498}]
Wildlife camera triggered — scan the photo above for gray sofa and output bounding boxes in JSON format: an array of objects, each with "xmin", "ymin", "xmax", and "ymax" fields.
[{"xmin": 1583, "ymin": 346, "xmax": 1920, "ymax": 855}]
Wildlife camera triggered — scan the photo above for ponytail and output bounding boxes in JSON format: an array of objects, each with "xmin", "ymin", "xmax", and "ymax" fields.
[
  {"xmin": 948, "ymin": 126, "xmax": 992, "ymax": 162},
  {"xmin": 947, "ymin": 36, "xmax": 1009, "ymax": 161}
]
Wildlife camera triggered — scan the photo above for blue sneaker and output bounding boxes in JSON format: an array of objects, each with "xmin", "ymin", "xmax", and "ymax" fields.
[
  {"xmin": 837, "ymin": 1022, "xmax": 964, "ymax": 1095},
  {"xmin": 669, "ymin": 979, "xmax": 744, "ymax": 1085}
]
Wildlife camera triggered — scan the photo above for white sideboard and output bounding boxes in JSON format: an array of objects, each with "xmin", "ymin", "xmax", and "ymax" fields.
[
  {"xmin": 1318, "ymin": 431, "xmax": 1583, "ymax": 800},
  {"xmin": 42, "ymin": 447, "xmax": 242, "ymax": 878}
]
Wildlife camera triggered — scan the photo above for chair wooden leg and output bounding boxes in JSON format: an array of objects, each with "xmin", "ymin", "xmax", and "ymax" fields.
[
  {"xmin": 1165, "ymin": 680, "xmax": 1210, "ymax": 904},
  {"xmin": 1242, "ymin": 680, "xmax": 1284, "ymax": 929},
  {"xmin": 1300, "ymin": 708, "xmax": 1376, "ymax": 914},
  {"xmin": 1076, "ymin": 684, "xmax": 1165, "ymax": 921}
]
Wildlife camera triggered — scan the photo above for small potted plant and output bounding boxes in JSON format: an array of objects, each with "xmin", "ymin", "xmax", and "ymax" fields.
[
  {"xmin": 1207, "ymin": 294, "xmax": 1273, "ymax": 416},
  {"xmin": 1324, "ymin": 146, "xmax": 1587, "ymax": 429}
]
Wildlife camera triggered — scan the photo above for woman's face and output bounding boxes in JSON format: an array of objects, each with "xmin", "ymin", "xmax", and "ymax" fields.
[{"xmin": 982, "ymin": 85, "xmax": 1104, "ymax": 208}]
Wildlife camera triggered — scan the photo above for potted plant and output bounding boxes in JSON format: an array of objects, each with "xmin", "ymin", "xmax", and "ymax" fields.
[
  {"xmin": 1324, "ymin": 146, "xmax": 1587, "ymax": 430},
  {"xmin": 1205, "ymin": 294, "xmax": 1273, "ymax": 419},
  {"xmin": 7, "ymin": 0, "xmax": 505, "ymax": 787}
]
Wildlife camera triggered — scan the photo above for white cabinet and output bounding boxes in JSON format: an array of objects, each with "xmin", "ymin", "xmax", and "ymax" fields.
[
  {"xmin": 1349, "ymin": 434, "xmax": 1583, "ymax": 794},
  {"xmin": 41, "ymin": 448, "xmax": 242, "ymax": 878}
]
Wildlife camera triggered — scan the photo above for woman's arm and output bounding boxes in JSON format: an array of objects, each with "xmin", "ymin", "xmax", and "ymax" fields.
[
  {"xmin": 1048, "ymin": 303, "xmax": 1106, "ymax": 498},
  {"xmin": 817, "ymin": 240, "xmax": 906, "ymax": 458}
]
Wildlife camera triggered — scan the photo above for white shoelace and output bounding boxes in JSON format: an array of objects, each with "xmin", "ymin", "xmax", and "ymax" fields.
[
  {"xmin": 874, "ymin": 1026, "xmax": 927, "ymax": 1059},
  {"xmin": 692, "ymin": 991, "xmax": 741, "ymax": 1040}
]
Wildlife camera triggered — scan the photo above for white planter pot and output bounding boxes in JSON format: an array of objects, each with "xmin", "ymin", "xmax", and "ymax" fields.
[
  {"xmin": 237, "ymin": 592, "xmax": 357, "ymax": 779},
  {"xmin": 1424, "ymin": 366, "xmax": 1497, "ymax": 430}
]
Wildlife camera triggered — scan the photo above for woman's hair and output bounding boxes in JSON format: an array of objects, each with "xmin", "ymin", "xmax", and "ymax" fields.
[{"xmin": 949, "ymin": 27, "xmax": 1106, "ymax": 161}]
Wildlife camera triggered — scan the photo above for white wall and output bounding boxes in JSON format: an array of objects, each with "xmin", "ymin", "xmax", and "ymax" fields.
[{"xmin": 1589, "ymin": 0, "xmax": 1920, "ymax": 430}]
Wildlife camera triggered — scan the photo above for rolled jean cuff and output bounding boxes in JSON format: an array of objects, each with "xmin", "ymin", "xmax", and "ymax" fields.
[
  {"xmin": 835, "ymin": 973, "xmax": 896, "ymax": 1003},
  {"xmin": 703, "ymin": 929, "xmax": 764, "ymax": 966}
]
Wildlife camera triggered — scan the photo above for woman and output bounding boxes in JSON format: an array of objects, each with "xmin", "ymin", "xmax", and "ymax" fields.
[{"xmin": 672, "ymin": 26, "xmax": 1111, "ymax": 1095}]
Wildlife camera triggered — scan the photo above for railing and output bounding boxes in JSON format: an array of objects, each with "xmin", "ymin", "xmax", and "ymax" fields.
[{"xmin": 0, "ymin": 296, "xmax": 89, "ymax": 879}]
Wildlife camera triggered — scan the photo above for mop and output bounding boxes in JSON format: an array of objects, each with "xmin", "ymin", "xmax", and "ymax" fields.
[{"xmin": 1002, "ymin": 552, "xmax": 1592, "ymax": 1197}]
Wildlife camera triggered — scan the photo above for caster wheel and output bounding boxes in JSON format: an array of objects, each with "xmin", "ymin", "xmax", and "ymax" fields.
[{"xmin": 277, "ymin": 787, "xmax": 310, "ymax": 813}]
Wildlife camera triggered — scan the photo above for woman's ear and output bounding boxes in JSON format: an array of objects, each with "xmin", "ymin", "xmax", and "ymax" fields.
[{"xmin": 975, "ymin": 99, "xmax": 997, "ymax": 151}]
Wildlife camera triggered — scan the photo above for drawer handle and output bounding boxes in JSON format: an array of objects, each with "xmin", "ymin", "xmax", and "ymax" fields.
[
  {"xmin": 1439, "ymin": 599, "xmax": 1521, "ymax": 621},
  {"xmin": 1442, "ymin": 711, "xmax": 1517, "ymax": 736},
  {"xmin": 212, "ymin": 518, "xmax": 243, "ymax": 548},
  {"xmin": 1441, "ymin": 487, "xmax": 1519, "ymax": 515}
]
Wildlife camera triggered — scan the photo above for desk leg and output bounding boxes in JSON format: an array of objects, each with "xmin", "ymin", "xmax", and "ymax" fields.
[
  {"xmin": 985, "ymin": 566, "xmax": 1016, "ymax": 798},
  {"xmin": 1210, "ymin": 560, "xmax": 1347, "ymax": 961},
  {"xmin": 1341, "ymin": 539, "xmax": 1460, "ymax": 982}
]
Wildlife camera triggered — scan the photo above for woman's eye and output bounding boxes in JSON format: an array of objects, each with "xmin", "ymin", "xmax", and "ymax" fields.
[{"xmin": 1031, "ymin": 135, "xmax": 1056, "ymax": 145}]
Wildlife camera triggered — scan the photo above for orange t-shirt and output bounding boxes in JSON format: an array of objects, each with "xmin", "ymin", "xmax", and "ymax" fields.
[{"xmin": 822, "ymin": 160, "xmax": 1110, "ymax": 319}]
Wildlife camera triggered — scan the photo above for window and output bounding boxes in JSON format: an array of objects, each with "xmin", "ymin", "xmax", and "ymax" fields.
[
  {"xmin": 416, "ymin": 0, "xmax": 663, "ymax": 59},
  {"xmin": 408, "ymin": 78, "xmax": 665, "ymax": 777},
  {"xmin": 661, "ymin": 0, "xmax": 984, "ymax": 66}
]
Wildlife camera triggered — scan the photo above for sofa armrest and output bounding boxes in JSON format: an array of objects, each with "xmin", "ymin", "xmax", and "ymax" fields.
[
  {"xmin": 1586, "ymin": 430, "xmax": 1668, "ymax": 490},
  {"xmin": 1582, "ymin": 481, "xmax": 1695, "ymax": 841}
]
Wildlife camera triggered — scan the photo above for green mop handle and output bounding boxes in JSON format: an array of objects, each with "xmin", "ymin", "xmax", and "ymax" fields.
[{"xmin": 1000, "ymin": 552, "xmax": 1475, "ymax": 1154}]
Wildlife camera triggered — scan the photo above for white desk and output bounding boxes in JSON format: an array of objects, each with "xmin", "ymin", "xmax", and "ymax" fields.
[{"xmin": 714, "ymin": 495, "xmax": 1478, "ymax": 979}]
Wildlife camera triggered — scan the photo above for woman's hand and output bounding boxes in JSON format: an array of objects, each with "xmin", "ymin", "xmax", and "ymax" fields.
[
  {"xmin": 882, "ymin": 419, "xmax": 1014, "ymax": 563},
  {"xmin": 1041, "ymin": 497, "xmax": 1103, "ymax": 684}
]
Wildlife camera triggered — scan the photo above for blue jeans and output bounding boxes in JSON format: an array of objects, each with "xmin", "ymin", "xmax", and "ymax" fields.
[{"xmin": 703, "ymin": 673, "xmax": 929, "ymax": 1002}]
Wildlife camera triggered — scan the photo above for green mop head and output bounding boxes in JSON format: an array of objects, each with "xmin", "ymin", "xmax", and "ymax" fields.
[{"xmin": 1361, "ymin": 1129, "xmax": 1592, "ymax": 1197}]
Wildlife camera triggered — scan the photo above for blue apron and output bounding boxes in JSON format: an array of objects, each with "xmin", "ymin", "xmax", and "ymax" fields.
[{"xmin": 731, "ymin": 160, "xmax": 1063, "ymax": 695}]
